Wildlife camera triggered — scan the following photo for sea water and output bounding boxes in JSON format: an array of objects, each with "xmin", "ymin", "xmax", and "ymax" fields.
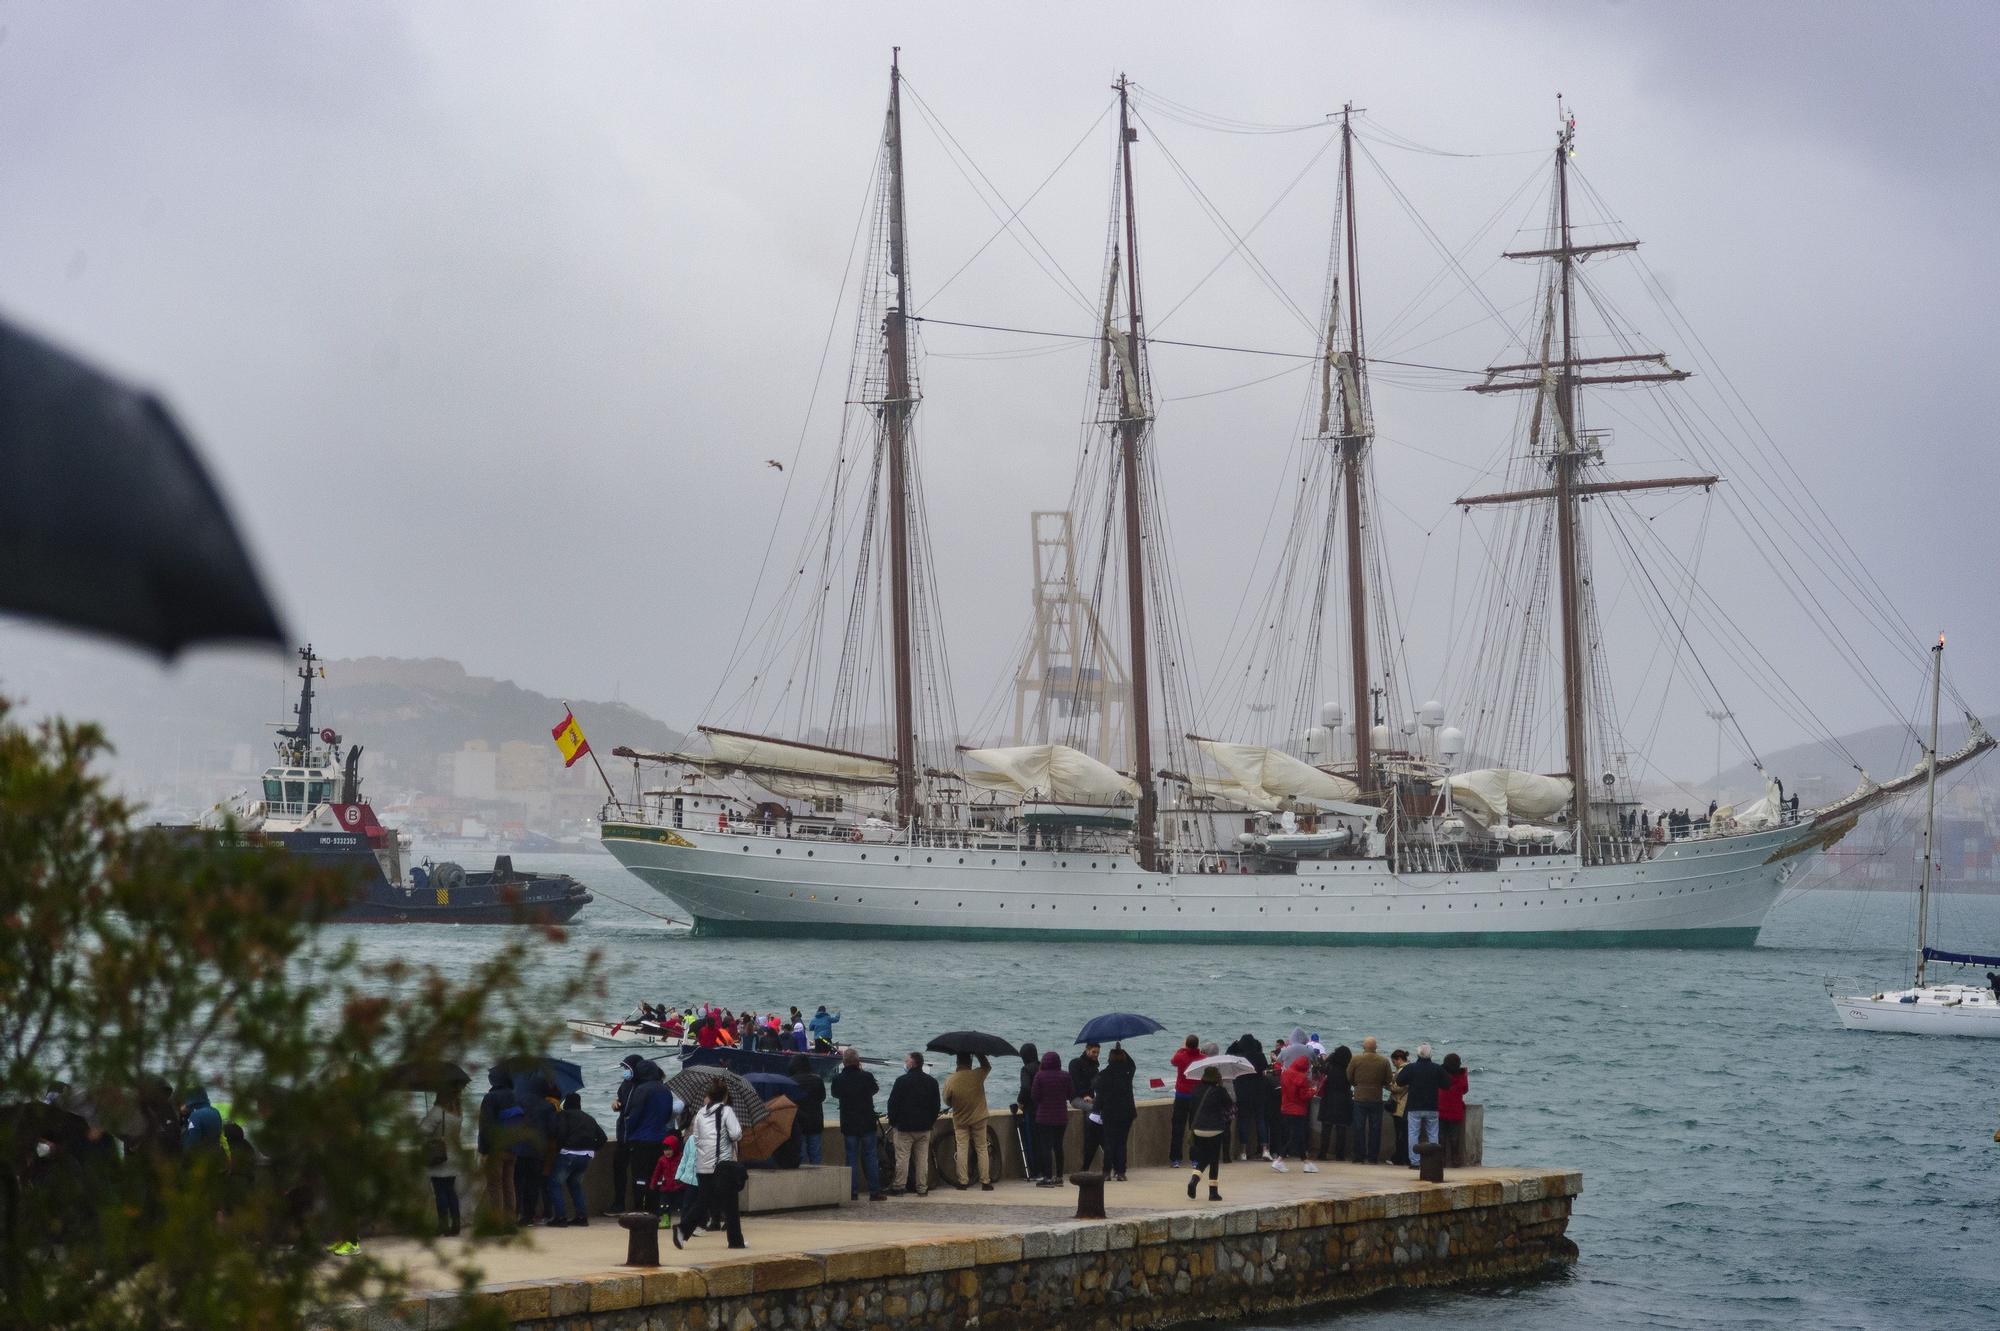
[{"xmin": 340, "ymin": 857, "xmax": 2000, "ymax": 1330}]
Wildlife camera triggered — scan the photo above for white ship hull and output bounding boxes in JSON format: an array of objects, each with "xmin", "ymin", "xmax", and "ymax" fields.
[
  {"xmin": 1830, "ymin": 986, "xmax": 2000, "ymax": 1037},
  {"xmin": 601, "ymin": 818, "xmax": 1818, "ymax": 946}
]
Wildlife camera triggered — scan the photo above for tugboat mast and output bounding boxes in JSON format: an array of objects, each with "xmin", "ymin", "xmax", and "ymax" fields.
[{"xmin": 277, "ymin": 644, "xmax": 322, "ymax": 765}]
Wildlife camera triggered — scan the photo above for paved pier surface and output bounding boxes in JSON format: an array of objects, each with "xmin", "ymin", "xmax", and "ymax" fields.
[{"xmin": 369, "ymin": 1159, "xmax": 1573, "ymax": 1297}]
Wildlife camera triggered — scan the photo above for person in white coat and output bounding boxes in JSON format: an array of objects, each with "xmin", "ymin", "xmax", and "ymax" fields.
[{"xmin": 673, "ymin": 1081, "xmax": 744, "ymax": 1249}]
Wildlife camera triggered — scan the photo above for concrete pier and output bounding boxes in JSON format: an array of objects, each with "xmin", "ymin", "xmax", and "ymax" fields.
[{"xmin": 355, "ymin": 1160, "xmax": 1578, "ymax": 1330}]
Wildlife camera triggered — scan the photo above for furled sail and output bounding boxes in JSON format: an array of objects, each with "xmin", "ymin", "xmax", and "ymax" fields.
[
  {"xmin": 959, "ymin": 744, "xmax": 1139, "ymax": 804},
  {"xmin": 1445, "ymin": 768, "xmax": 1573, "ymax": 825},
  {"xmin": 615, "ymin": 727, "xmax": 899, "ymax": 801},
  {"xmin": 1189, "ymin": 738, "xmax": 1361, "ymax": 810}
]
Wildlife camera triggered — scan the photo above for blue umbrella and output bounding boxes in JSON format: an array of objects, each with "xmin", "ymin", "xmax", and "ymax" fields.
[
  {"xmin": 491, "ymin": 1055, "xmax": 585, "ymax": 1099},
  {"xmin": 1075, "ymin": 1012, "xmax": 1165, "ymax": 1045},
  {"xmin": 742, "ymin": 1071, "xmax": 801, "ymax": 1101}
]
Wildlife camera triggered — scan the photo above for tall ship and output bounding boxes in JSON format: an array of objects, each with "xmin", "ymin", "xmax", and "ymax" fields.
[
  {"xmin": 192, "ymin": 645, "xmax": 592, "ymax": 924},
  {"xmin": 601, "ymin": 62, "xmax": 1990, "ymax": 944}
]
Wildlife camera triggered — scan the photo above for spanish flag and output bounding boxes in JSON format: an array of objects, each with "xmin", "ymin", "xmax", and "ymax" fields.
[{"xmin": 551, "ymin": 709, "xmax": 591, "ymax": 768}]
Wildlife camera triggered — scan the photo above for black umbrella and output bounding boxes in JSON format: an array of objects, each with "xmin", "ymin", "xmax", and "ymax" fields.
[
  {"xmin": 0, "ymin": 314, "xmax": 285, "ymax": 656},
  {"xmin": 741, "ymin": 1071, "xmax": 801, "ymax": 1101},
  {"xmin": 926, "ymin": 1030, "xmax": 1018, "ymax": 1058},
  {"xmin": 666, "ymin": 1066, "xmax": 768, "ymax": 1127},
  {"xmin": 489, "ymin": 1055, "xmax": 584, "ymax": 1099},
  {"xmin": 384, "ymin": 1060, "xmax": 471, "ymax": 1094},
  {"xmin": 0, "ymin": 1101, "xmax": 90, "ymax": 1164},
  {"xmin": 1075, "ymin": 1012, "xmax": 1165, "ymax": 1045}
]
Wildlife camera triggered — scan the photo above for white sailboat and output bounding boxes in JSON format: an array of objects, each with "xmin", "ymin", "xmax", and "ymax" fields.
[
  {"xmin": 598, "ymin": 67, "xmax": 1993, "ymax": 946},
  {"xmin": 1830, "ymin": 636, "xmax": 2000, "ymax": 1036}
]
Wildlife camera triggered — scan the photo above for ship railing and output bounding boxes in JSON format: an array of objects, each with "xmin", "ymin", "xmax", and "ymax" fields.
[{"xmin": 599, "ymin": 799, "xmax": 1141, "ymax": 854}]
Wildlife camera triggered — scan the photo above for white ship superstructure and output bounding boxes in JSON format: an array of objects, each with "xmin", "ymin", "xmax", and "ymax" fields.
[{"xmin": 601, "ymin": 67, "xmax": 1993, "ymax": 945}]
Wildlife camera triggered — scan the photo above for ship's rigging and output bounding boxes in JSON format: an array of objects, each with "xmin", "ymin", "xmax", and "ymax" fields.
[{"xmin": 640, "ymin": 64, "xmax": 1984, "ymax": 863}]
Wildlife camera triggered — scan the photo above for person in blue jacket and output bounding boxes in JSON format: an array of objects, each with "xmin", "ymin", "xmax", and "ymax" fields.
[
  {"xmin": 179, "ymin": 1086, "xmax": 223, "ymax": 1155},
  {"xmin": 808, "ymin": 1005, "xmax": 841, "ymax": 1047}
]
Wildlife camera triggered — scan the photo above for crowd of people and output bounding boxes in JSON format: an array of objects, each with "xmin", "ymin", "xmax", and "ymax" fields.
[{"xmin": 626, "ymin": 1001, "xmax": 843, "ymax": 1054}]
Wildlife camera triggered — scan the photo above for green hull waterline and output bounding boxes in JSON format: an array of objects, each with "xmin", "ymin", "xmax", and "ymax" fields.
[{"xmin": 682, "ymin": 915, "xmax": 1763, "ymax": 949}]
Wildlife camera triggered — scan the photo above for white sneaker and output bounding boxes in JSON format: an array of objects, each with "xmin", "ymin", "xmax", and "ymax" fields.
[
  {"xmin": 1260, "ymin": 1149, "xmax": 1273, "ymax": 1161},
  {"xmin": 1270, "ymin": 1160, "xmax": 1287, "ymax": 1172},
  {"xmin": 1302, "ymin": 1162, "xmax": 1319, "ymax": 1173}
]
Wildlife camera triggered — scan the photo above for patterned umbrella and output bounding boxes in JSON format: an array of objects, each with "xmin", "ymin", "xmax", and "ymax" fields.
[{"xmin": 667, "ymin": 1065, "xmax": 768, "ymax": 1127}]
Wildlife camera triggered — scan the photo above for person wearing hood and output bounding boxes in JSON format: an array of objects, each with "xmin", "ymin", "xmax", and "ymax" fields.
[
  {"xmin": 1273, "ymin": 1051, "xmax": 1317, "ymax": 1173},
  {"xmin": 1317, "ymin": 1046, "xmax": 1353, "ymax": 1162},
  {"xmin": 550, "ymin": 1092, "xmax": 608, "ymax": 1226},
  {"xmin": 1028, "ymin": 1051, "xmax": 1073, "ymax": 1187},
  {"xmin": 1227, "ymin": 1035, "xmax": 1269, "ymax": 1162},
  {"xmin": 885, "ymin": 1052, "xmax": 942, "ymax": 1196},
  {"xmin": 1012, "ymin": 1043, "xmax": 1040, "ymax": 1185},
  {"xmin": 1093, "ymin": 1047, "xmax": 1138, "ymax": 1182},
  {"xmin": 791, "ymin": 1021, "xmax": 809, "ymax": 1053},
  {"xmin": 1185, "ymin": 1066, "xmax": 1233, "ymax": 1202},
  {"xmin": 623, "ymin": 1056, "xmax": 675, "ymax": 1211},
  {"xmin": 830, "ymin": 1047, "xmax": 884, "ymax": 1201},
  {"xmin": 179, "ymin": 1086, "xmax": 223, "ymax": 1156},
  {"xmin": 476, "ymin": 1068, "xmax": 523, "ymax": 1228}
]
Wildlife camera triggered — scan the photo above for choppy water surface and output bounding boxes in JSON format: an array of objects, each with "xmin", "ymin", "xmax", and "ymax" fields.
[{"xmin": 340, "ymin": 857, "xmax": 2000, "ymax": 1330}]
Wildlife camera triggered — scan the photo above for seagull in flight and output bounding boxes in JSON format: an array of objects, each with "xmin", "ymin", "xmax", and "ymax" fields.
[{"xmin": 765, "ymin": 459, "xmax": 784, "ymax": 472}]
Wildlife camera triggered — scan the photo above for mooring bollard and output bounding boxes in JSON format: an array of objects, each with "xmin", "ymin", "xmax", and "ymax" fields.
[
  {"xmin": 1068, "ymin": 1170, "xmax": 1107, "ymax": 1219},
  {"xmin": 618, "ymin": 1212, "xmax": 661, "ymax": 1267},
  {"xmin": 1415, "ymin": 1140, "xmax": 1445, "ymax": 1184}
]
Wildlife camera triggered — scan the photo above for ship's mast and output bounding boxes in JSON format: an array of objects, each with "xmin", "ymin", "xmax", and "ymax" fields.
[
  {"xmin": 1459, "ymin": 99, "xmax": 1707, "ymax": 857},
  {"xmin": 279, "ymin": 643, "xmax": 319, "ymax": 765},
  {"xmin": 1550, "ymin": 120, "xmax": 1587, "ymax": 832},
  {"xmin": 1329, "ymin": 105, "xmax": 1373, "ymax": 792},
  {"xmin": 1115, "ymin": 75, "xmax": 1158, "ymax": 870},
  {"xmin": 1915, "ymin": 634, "xmax": 1943, "ymax": 986},
  {"xmin": 884, "ymin": 50, "xmax": 919, "ymax": 827}
]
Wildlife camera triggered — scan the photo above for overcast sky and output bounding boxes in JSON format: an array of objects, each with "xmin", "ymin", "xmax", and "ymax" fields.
[{"xmin": 1, "ymin": 1, "xmax": 1995, "ymax": 786}]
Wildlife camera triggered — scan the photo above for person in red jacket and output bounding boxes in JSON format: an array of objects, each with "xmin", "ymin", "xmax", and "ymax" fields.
[
  {"xmin": 647, "ymin": 1117, "xmax": 690, "ymax": 1225},
  {"xmin": 1167, "ymin": 1035, "xmax": 1201, "ymax": 1168},
  {"xmin": 1438, "ymin": 1053, "xmax": 1470, "ymax": 1167},
  {"xmin": 1271, "ymin": 1055, "xmax": 1318, "ymax": 1173}
]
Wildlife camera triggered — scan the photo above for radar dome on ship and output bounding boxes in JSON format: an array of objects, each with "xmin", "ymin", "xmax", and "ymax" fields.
[
  {"xmin": 1370, "ymin": 723, "xmax": 1391, "ymax": 751},
  {"xmin": 1419, "ymin": 700, "xmax": 1445, "ymax": 728},
  {"xmin": 1439, "ymin": 726, "xmax": 1466, "ymax": 758},
  {"xmin": 1320, "ymin": 702, "xmax": 1343, "ymax": 729}
]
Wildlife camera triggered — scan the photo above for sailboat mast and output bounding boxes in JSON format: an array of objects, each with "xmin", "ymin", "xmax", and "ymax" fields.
[
  {"xmin": 1916, "ymin": 634, "xmax": 1943, "ymax": 986},
  {"xmin": 1337, "ymin": 106, "xmax": 1372, "ymax": 793},
  {"xmin": 884, "ymin": 50, "xmax": 919, "ymax": 827},
  {"xmin": 1115, "ymin": 75, "xmax": 1157, "ymax": 871},
  {"xmin": 1550, "ymin": 113, "xmax": 1590, "ymax": 842}
]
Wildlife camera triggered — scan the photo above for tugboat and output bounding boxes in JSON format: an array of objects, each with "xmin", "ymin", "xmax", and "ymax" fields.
[{"xmin": 194, "ymin": 645, "xmax": 592, "ymax": 924}]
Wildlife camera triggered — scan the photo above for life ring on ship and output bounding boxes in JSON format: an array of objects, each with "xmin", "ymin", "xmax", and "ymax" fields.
[{"xmin": 850, "ymin": 828, "xmax": 863, "ymax": 843}]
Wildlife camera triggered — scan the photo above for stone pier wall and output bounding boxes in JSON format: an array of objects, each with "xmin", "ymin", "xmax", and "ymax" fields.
[{"xmin": 389, "ymin": 1172, "xmax": 1578, "ymax": 1331}]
